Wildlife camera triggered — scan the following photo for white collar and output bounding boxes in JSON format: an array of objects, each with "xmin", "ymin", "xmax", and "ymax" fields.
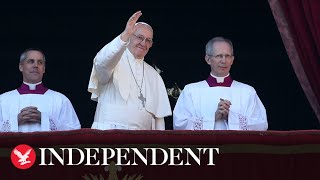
[
  {"xmin": 127, "ymin": 49, "xmax": 144, "ymax": 64},
  {"xmin": 23, "ymin": 81, "xmax": 42, "ymax": 90},
  {"xmin": 210, "ymin": 73, "xmax": 230, "ymax": 83}
]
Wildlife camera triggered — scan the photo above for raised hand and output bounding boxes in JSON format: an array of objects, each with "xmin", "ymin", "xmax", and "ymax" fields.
[{"xmin": 120, "ymin": 11, "xmax": 143, "ymax": 42}]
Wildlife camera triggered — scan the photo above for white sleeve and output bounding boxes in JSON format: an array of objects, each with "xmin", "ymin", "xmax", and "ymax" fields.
[
  {"xmin": 0, "ymin": 95, "xmax": 17, "ymax": 132},
  {"xmin": 173, "ymin": 87, "xmax": 196, "ymax": 130},
  {"xmin": 0, "ymin": 97, "xmax": 4, "ymax": 131},
  {"xmin": 0, "ymin": 97, "xmax": 2, "ymax": 124},
  {"xmin": 57, "ymin": 98, "xmax": 81, "ymax": 130},
  {"xmin": 93, "ymin": 35, "xmax": 128, "ymax": 85},
  {"xmin": 246, "ymin": 91, "xmax": 268, "ymax": 131}
]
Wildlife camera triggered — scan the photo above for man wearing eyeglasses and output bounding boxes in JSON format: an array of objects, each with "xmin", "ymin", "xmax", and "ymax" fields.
[
  {"xmin": 88, "ymin": 11, "xmax": 171, "ymax": 130},
  {"xmin": 173, "ymin": 37, "xmax": 268, "ymax": 131}
]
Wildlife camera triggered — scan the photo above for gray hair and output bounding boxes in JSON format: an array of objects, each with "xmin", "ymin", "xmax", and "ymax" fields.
[
  {"xmin": 19, "ymin": 48, "xmax": 46, "ymax": 63},
  {"xmin": 205, "ymin": 37, "xmax": 234, "ymax": 56}
]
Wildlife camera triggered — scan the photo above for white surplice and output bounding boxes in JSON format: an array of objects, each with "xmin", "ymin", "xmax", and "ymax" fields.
[
  {"xmin": 173, "ymin": 80, "xmax": 268, "ymax": 130},
  {"xmin": 88, "ymin": 35, "xmax": 172, "ymax": 130},
  {"xmin": 0, "ymin": 89, "xmax": 81, "ymax": 132}
]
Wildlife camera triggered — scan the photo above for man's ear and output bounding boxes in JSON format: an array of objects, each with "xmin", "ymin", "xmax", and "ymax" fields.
[
  {"xmin": 230, "ymin": 56, "xmax": 234, "ymax": 65},
  {"xmin": 19, "ymin": 63, "xmax": 23, "ymax": 72},
  {"xmin": 205, "ymin": 55, "xmax": 211, "ymax": 65}
]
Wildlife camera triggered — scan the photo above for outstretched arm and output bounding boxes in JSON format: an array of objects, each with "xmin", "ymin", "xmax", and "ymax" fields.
[{"xmin": 93, "ymin": 11, "xmax": 143, "ymax": 85}]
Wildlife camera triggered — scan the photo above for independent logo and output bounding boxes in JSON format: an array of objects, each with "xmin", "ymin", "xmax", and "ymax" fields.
[{"xmin": 11, "ymin": 144, "xmax": 36, "ymax": 169}]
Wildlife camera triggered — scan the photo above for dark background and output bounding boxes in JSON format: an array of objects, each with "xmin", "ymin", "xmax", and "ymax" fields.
[{"xmin": 0, "ymin": 0, "xmax": 318, "ymax": 130}]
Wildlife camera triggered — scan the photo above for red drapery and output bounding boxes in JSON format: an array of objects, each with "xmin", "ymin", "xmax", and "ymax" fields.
[{"xmin": 268, "ymin": 0, "xmax": 320, "ymax": 122}]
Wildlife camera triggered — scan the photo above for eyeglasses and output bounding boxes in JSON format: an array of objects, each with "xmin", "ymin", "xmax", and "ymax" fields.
[
  {"xmin": 132, "ymin": 34, "xmax": 153, "ymax": 46},
  {"xmin": 208, "ymin": 54, "xmax": 233, "ymax": 60}
]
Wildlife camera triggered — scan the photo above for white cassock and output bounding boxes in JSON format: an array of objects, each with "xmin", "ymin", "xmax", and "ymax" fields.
[
  {"xmin": 173, "ymin": 80, "xmax": 268, "ymax": 131},
  {"xmin": 88, "ymin": 35, "xmax": 172, "ymax": 130},
  {"xmin": 0, "ymin": 85, "xmax": 81, "ymax": 132}
]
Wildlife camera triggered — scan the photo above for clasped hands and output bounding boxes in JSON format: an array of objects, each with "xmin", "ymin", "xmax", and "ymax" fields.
[
  {"xmin": 18, "ymin": 106, "xmax": 41, "ymax": 125},
  {"xmin": 215, "ymin": 98, "xmax": 231, "ymax": 121}
]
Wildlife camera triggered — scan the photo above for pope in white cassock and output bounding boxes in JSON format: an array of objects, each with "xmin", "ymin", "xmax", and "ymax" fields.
[
  {"xmin": 0, "ymin": 48, "xmax": 81, "ymax": 132},
  {"xmin": 88, "ymin": 11, "xmax": 172, "ymax": 130},
  {"xmin": 173, "ymin": 37, "xmax": 268, "ymax": 131}
]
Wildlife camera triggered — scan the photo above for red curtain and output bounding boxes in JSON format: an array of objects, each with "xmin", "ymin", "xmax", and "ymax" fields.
[{"xmin": 268, "ymin": 0, "xmax": 320, "ymax": 123}]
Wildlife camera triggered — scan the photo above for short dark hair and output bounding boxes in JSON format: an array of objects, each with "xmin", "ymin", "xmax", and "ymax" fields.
[{"xmin": 19, "ymin": 48, "xmax": 46, "ymax": 63}]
